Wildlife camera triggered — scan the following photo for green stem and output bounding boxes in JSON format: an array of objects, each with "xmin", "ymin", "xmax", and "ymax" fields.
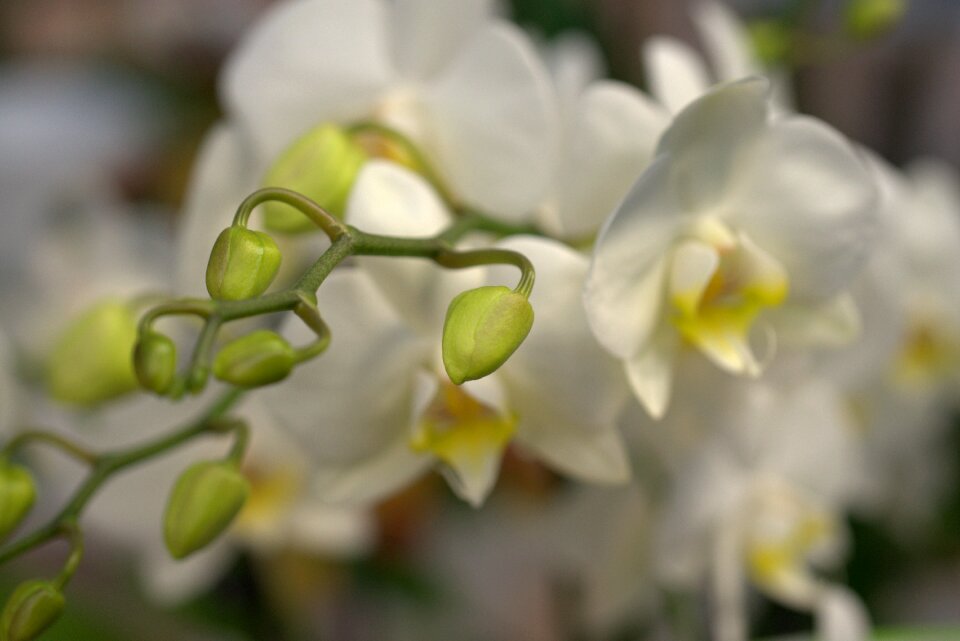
[
  {"xmin": 0, "ymin": 389, "xmax": 245, "ymax": 567},
  {"xmin": 3, "ymin": 431, "xmax": 98, "ymax": 466},
  {"xmin": 233, "ymin": 187, "xmax": 348, "ymax": 241},
  {"xmin": 443, "ymin": 209, "xmax": 543, "ymax": 243},
  {"xmin": 52, "ymin": 521, "xmax": 83, "ymax": 590}
]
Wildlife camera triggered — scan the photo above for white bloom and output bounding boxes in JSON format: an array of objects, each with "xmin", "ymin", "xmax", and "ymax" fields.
[
  {"xmin": 584, "ymin": 79, "xmax": 877, "ymax": 418},
  {"xmin": 261, "ymin": 162, "xmax": 630, "ymax": 506},
  {"xmin": 655, "ymin": 379, "xmax": 869, "ymax": 641},
  {"xmin": 177, "ymin": 0, "xmax": 561, "ymax": 292}
]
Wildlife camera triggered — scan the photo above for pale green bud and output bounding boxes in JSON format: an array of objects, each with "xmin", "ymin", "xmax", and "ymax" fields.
[
  {"xmin": 843, "ymin": 0, "xmax": 905, "ymax": 40},
  {"xmin": 212, "ymin": 330, "xmax": 295, "ymax": 388},
  {"xmin": 47, "ymin": 300, "xmax": 139, "ymax": 407},
  {"xmin": 442, "ymin": 286, "xmax": 534, "ymax": 385},
  {"xmin": 0, "ymin": 463, "xmax": 36, "ymax": 541},
  {"xmin": 0, "ymin": 580, "xmax": 64, "ymax": 641},
  {"xmin": 133, "ymin": 332, "xmax": 177, "ymax": 395},
  {"xmin": 206, "ymin": 226, "xmax": 282, "ymax": 301},
  {"xmin": 163, "ymin": 460, "xmax": 249, "ymax": 559},
  {"xmin": 262, "ymin": 124, "xmax": 367, "ymax": 233}
]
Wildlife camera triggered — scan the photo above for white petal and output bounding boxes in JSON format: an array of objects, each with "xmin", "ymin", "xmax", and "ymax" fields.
[
  {"xmin": 487, "ymin": 237, "xmax": 631, "ymax": 482},
  {"xmin": 730, "ymin": 115, "xmax": 878, "ymax": 302},
  {"xmin": 544, "ymin": 31, "xmax": 607, "ymax": 115},
  {"xmin": 769, "ymin": 292, "xmax": 861, "ymax": 348},
  {"xmin": 656, "ymin": 78, "xmax": 770, "ymax": 214},
  {"xmin": 691, "ymin": 1, "xmax": 758, "ymax": 82},
  {"xmin": 816, "ymin": 586, "xmax": 871, "ymax": 641},
  {"xmin": 261, "ymin": 268, "xmax": 430, "ymax": 464},
  {"xmin": 642, "ymin": 36, "xmax": 712, "ymax": 113},
  {"xmin": 285, "ymin": 501, "xmax": 377, "ymax": 556},
  {"xmin": 176, "ymin": 124, "xmax": 257, "ymax": 297},
  {"xmin": 584, "ymin": 156, "xmax": 682, "ymax": 359},
  {"xmin": 625, "ymin": 322, "xmax": 680, "ymax": 419},
  {"xmin": 347, "ymin": 161, "xmax": 476, "ymax": 334},
  {"xmin": 221, "ymin": 0, "xmax": 392, "ymax": 160},
  {"xmin": 548, "ymin": 80, "xmax": 670, "ymax": 239},
  {"xmin": 425, "ymin": 23, "xmax": 560, "ymax": 220},
  {"xmin": 140, "ymin": 540, "xmax": 235, "ymax": 607},
  {"xmin": 668, "ymin": 240, "xmax": 719, "ymax": 315},
  {"xmin": 391, "ymin": 0, "xmax": 493, "ymax": 80},
  {"xmin": 310, "ymin": 432, "xmax": 432, "ymax": 505}
]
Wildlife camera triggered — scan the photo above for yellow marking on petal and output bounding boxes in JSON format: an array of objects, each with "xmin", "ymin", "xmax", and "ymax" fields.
[
  {"xmin": 410, "ymin": 382, "xmax": 516, "ymax": 476},
  {"xmin": 893, "ymin": 316, "xmax": 960, "ymax": 390},
  {"xmin": 236, "ymin": 466, "xmax": 302, "ymax": 531},
  {"xmin": 669, "ymin": 224, "xmax": 788, "ymax": 374}
]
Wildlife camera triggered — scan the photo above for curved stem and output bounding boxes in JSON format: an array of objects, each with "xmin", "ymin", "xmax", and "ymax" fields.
[
  {"xmin": 52, "ymin": 521, "xmax": 83, "ymax": 590},
  {"xmin": 233, "ymin": 187, "xmax": 349, "ymax": 241},
  {"xmin": 3, "ymin": 431, "xmax": 98, "ymax": 466},
  {"xmin": 0, "ymin": 389, "xmax": 245, "ymax": 567}
]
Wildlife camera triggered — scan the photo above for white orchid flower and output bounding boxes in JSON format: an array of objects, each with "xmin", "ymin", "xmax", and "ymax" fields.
[
  {"xmin": 261, "ymin": 162, "xmax": 630, "ymax": 507},
  {"xmin": 176, "ymin": 0, "xmax": 560, "ymax": 290},
  {"xmin": 655, "ymin": 379, "xmax": 869, "ymax": 641},
  {"xmin": 644, "ymin": 0, "xmax": 794, "ymax": 115},
  {"xmin": 583, "ymin": 78, "xmax": 877, "ymax": 418}
]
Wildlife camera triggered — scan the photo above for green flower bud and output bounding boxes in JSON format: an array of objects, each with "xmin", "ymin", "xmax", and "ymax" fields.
[
  {"xmin": 206, "ymin": 226, "xmax": 282, "ymax": 301},
  {"xmin": 46, "ymin": 300, "xmax": 139, "ymax": 407},
  {"xmin": 212, "ymin": 330, "xmax": 296, "ymax": 388},
  {"xmin": 163, "ymin": 460, "xmax": 249, "ymax": 560},
  {"xmin": 843, "ymin": 0, "xmax": 905, "ymax": 40},
  {"xmin": 0, "ymin": 463, "xmax": 36, "ymax": 542},
  {"xmin": 133, "ymin": 332, "xmax": 177, "ymax": 395},
  {"xmin": 262, "ymin": 124, "xmax": 367, "ymax": 233},
  {"xmin": 442, "ymin": 286, "xmax": 534, "ymax": 385},
  {"xmin": 0, "ymin": 580, "xmax": 64, "ymax": 641}
]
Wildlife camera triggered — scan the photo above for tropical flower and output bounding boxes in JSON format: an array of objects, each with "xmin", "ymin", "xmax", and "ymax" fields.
[
  {"xmin": 583, "ymin": 78, "xmax": 877, "ymax": 417},
  {"xmin": 177, "ymin": 0, "xmax": 561, "ymax": 292},
  {"xmin": 655, "ymin": 379, "xmax": 869, "ymax": 641},
  {"xmin": 260, "ymin": 162, "xmax": 631, "ymax": 506}
]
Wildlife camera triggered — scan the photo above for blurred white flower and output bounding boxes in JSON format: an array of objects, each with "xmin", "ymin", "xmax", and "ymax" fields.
[
  {"xmin": 584, "ymin": 79, "xmax": 877, "ymax": 418},
  {"xmin": 261, "ymin": 162, "xmax": 631, "ymax": 507}
]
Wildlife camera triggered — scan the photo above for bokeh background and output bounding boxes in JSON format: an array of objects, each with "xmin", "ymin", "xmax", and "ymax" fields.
[{"xmin": 1, "ymin": 1, "xmax": 960, "ymax": 639}]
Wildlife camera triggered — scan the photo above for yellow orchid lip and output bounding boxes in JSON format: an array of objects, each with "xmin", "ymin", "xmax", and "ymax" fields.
[
  {"xmin": 668, "ymin": 219, "xmax": 788, "ymax": 375},
  {"xmin": 410, "ymin": 381, "xmax": 516, "ymax": 478}
]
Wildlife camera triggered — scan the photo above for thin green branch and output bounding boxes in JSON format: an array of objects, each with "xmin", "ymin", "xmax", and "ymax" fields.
[{"xmin": 3, "ymin": 431, "xmax": 98, "ymax": 466}]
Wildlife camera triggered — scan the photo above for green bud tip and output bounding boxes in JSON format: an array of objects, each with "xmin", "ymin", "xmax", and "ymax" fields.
[
  {"xmin": 0, "ymin": 580, "xmax": 65, "ymax": 641},
  {"xmin": 163, "ymin": 460, "xmax": 249, "ymax": 560},
  {"xmin": 46, "ymin": 299, "xmax": 140, "ymax": 407},
  {"xmin": 262, "ymin": 123, "xmax": 367, "ymax": 233},
  {"xmin": 0, "ymin": 463, "xmax": 36, "ymax": 542},
  {"xmin": 133, "ymin": 332, "xmax": 177, "ymax": 395},
  {"xmin": 212, "ymin": 330, "xmax": 296, "ymax": 389},
  {"xmin": 206, "ymin": 226, "xmax": 282, "ymax": 301},
  {"xmin": 747, "ymin": 20, "xmax": 792, "ymax": 65},
  {"xmin": 843, "ymin": 0, "xmax": 906, "ymax": 40},
  {"xmin": 442, "ymin": 286, "xmax": 534, "ymax": 385}
]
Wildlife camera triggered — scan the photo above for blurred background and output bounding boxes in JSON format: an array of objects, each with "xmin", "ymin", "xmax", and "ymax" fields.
[{"xmin": 1, "ymin": 0, "xmax": 959, "ymax": 639}]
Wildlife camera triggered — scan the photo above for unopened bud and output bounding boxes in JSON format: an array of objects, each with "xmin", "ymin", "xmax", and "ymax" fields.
[
  {"xmin": 212, "ymin": 330, "xmax": 295, "ymax": 388},
  {"xmin": 47, "ymin": 300, "xmax": 139, "ymax": 407},
  {"xmin": 133, "ymin": 332, "xmax": 177, "ymax": 395},
  {"xmin": 843, "ymin": 0, "xmax": 905, "ymax": 40},
  {"xmin": 748, "ymin": 20, "xmax": 791, "ymax": 65},
  {"xmin": 206, "ymin": 226, "xmax": 282, "ymax": 301},
  {"xmin": 442, "ymin": 286, "xmax": 534, "ymax": 385},
  {"xmin": 163, "ymin": 460, "xmax": 249, "ymax": 559},
  {"xmin": 262, "ymin": 124, "xmax": 367, "ymax": 232},
  {"xmin": 0, "ymin": 580, "xmax": 64, "ymax": 641},
  {"xmin": 0, "ymin": 463, "xmax": 36, "ymax": 541}
]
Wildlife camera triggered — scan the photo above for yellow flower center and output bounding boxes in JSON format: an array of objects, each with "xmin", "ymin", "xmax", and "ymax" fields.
[
  {"xmin": 668, "ymin": 218, "xmax": 788, "ymax": 375},
  {"xmin": 235, "ymin": 465, "xmax": 302, "ymax": 534},
  {"xmin": 893, "ymin": 314, "xmax": 960, "ymax": 390},
  {"xmin": 410, "ymin": 381, "xmax": 516, "ymax": 481}
]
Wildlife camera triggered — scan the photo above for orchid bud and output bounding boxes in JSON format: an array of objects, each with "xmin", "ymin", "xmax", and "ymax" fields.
[
  {"xmin": 843, "ymin": 0, "xmax": 905, "ymax": 40},
  {"xmin": 0, "ymin": 463, "xmax": 36, "ymax": 541},
  {"xmin": 133, "ymin": 332, "xmax": 177, "ymax": 395},
  {"xmin": 212, "ymin": 330, "xmax": 295, "ymax": 388},
  {"xmin": 262, "ymin": 124, "xmax": 367, "ymax": 232},
  {"xmin": 748, "ymin": 20, "xmax": 791, "ymax": 65},
  {"xmin": 205, "ymin": 226, "xmax": 282, "ymax": 301},
  {"xmin": 163, "ymin": 460, "xmax": 249, "ymax": 559},
  {"xmin": 442, "ymin": 286, "xmax": 534, "ymax": 385},
  {"xmin": 0, "ymin": 580, "xmax": 64, "ymax": 641},
  {"xmin": 46, "ymin": 300, "xmax": 139, "ymax": 407}
]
